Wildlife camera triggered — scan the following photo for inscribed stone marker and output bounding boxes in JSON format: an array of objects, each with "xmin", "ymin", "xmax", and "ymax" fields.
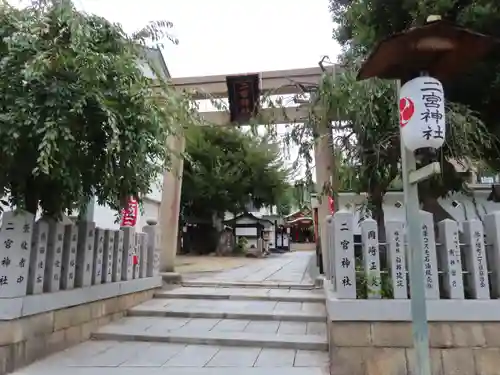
[
  {"xmin": 28, "ymin": 220, "xmax": 49, "ymax": 295},
  {"xmin": 143, "ymin": 224, "xmax": 158, "ymax": 277},
  {"xmin": 121, "ymin": 227, "xmax": 134, "ymax": 280},
  {"xmin": 0, "ymin": 211, "xmax": 34, "ymax": 298},
  {"xmin": 385, "ymin": 221, "xmax": 407, "ymax": 299},
  {"xmin": 420, "ymin": 211, "xmax": 440, "ymax": 299},
  {"xmin": 112, "ymin": 230, "xmax": 124, "ymax": 282},
  {"xmin": 133, "ymin": 233, "xmax": 140, "ymax": 279},
  {"xmin": 484, "ymin": 212, "xmax": 500, "ymax": 297},
  {"xmin": 139, "ymin": 233, "xmax": 148, "ymax": 278},
  {"xmin": 102, "ymin": 230, "xmax": 115, "ymax": 283},
  {"xmin": 61, "ymin": 224, "xmax": 78, "ymax": 290},
  {"xmin": 361, "ymin": 218, "xmax": 381, "ymax": 299},
  {"xmin": 44, "ymin": 220, "xmax": 65, "ymax": 293},
  {"xmin": 332, "ymin": 211, "xmax": 356, "ymax": 299},
  {"xmin": 463, "ymin": 219, "xmax": 490, "ymax": 299},
  {"xmin": 92, "ymin": 228, "xmax": 104, "ymax": 285},
  {"xmin": 324, "ymin": 215, "xmax": 334, "ymax": 281},
  {"xmin": 75, "ymin": 221, "xmax": 96, "ymax": 287},
  {"xmin": 437, "ymin": 219, "xmax": 464, "ymax": 299}
]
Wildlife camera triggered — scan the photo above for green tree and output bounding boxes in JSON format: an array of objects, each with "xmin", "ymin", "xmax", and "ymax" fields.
[
  {"xmin": 0, "ymin": 0, "xmax": 200, "ymax": 217},
  {"xmin": 276, "ymin": 185, "xmax": 293, "ymax": 216},
  {"xmin": 282, "ymin": 62, "xmax": 493, "ymax": 237},
  {"xmin": 329, "ymin": 0, "xmax": 500, "ymax": 168},
  {"xmin": 317, "ymin": 67, "xmax": 491, "ymax": 233},
  {"xmin": 181, "ymin": 126, "xmax": 289, "ymax": 224},
  {"xmin": 278, "ymin": 2, "xmax": 499, "ymax": 238}
]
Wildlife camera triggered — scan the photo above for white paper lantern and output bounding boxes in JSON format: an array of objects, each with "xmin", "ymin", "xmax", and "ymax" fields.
[{"xmin": 399, "ymin": 76, "xmax": 445, "ymax": 151}]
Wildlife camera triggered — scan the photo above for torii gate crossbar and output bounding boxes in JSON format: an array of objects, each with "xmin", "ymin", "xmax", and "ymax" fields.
[{"xmin": 158, "ymin": 66, "xmax": 338, "ymax": 273}]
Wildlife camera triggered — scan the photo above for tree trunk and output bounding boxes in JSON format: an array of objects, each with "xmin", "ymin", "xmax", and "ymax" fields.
[
  {"xmin": 370, "ymin": 191, "xmax": 386, "ymax": 242},
  {"xmin": 24, "ymin": 177, "xmax": 38, "ymax": 215}
]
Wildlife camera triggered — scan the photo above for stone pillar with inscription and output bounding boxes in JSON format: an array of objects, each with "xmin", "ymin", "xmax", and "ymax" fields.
[
  {"xmin": 92, "ymin": 228, "xmax": 105, "ymax": 285},
  {"xmin": 143, "ymin": 221, "xmax": 159, "ymax": 277},
  {"xmin": 484, "ymin": 212, "xmax": 500, "ymax": 297},
  {"xmin": 324, "ymin": 215, "xmax": 334, "ymax": 282},
  {"xmin": 121, "ymin": 227, "xmax": 134, "ymax": 280},
  {"xmin": 420, "ymin": 211, "xmax": 440, "ymax": 299},
  {"xmin": 75, "ymin": 221, "xmax": 96, "ymax": 287},
  {"xmin": 133, "ymin": 233, "xmax": 140, "ymax": 279},
  {"xmin": 332, "ymin": 211, "xmax": 356, "ymax": 298},
  {"xmin": 28, "ymin": 220, "xmax": 49, "ymax": 295},
  {"xmin": 61, "ymin": 224, "xmax": 78, "ymax": 290},
  {"xmin": 437, "ymin": 219, "xmax": 464, "ymax": 299},
  {"xmin": 385, "ymin": 221, "xmax": 407, "ymax": 299},
  {"xmin": 463, "ymin": 219, "xmax": 490, "ymax": 299},
  {"xmin": 361, "ymin": 218, "xmax": 381, "ymax": 299},
  {"xmin": 43, "ymin": 220, "xmax": 65, "ymax": 293},
  {"xmin": 112, "ymin": 230, "xmax": 124, "ymax": 282},
  {"xmin": 0, "ymin": 211, "xmax": 34, "ymax": 298},
  {"xmin": 138, "ymin": 233, "xmax": 148, "ymax": 278},
  {"xmin": 102, "ymin": 230, "xmax": 115, "ymax": 283}
]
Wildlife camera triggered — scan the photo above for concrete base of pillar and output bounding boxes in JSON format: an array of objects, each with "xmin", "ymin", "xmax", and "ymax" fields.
[
  {"xmin": 159, "ymin": 272, "xmax": 182, "ymax": 284},
  {"xmin": 314, "ymin": 275, "xmax": 325, "ymax": 288}
]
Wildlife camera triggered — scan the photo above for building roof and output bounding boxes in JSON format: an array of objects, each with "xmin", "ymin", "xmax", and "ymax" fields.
[
  {"xmin": 285, "ymin": 207, "xmax": 312, "ymax": 221},
  {"xmin": 139, "ymin": 46, "xmax": 171, "ymax": 80},
  {"xmin": 223, "ymin": 212, "xmax": 274, "ymax": 227}
]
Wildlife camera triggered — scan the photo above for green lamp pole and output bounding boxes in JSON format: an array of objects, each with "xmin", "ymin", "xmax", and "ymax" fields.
[{"xmin": 357, "ymin": 15, "xmax": 497, "ymax": 375}]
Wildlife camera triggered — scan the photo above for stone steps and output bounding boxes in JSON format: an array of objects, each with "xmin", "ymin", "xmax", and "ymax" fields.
[
  {"xmin": 155, "ymin": 287, "xmax": 325, "ymax": 303},
  {"xmin": 128, "ymin": 305, "xmax": 326, "ymax": 322},
  {"xmin": 128, "ymin": 295, "xmax": 326, "ymax": 321},
  {"xmin": 43, "ymin": 340, "xmax": 329, "ymax": 373},
  {"xmin": 181, "ymin": 280, "xmax": 316, "ymax": 289},
  {"xmin": 92, "ymin": 321, "xmax": 327, "ymax": 351},
  {"xmin": 91, "ymin": 285, "xmax": 328, "ymax": 352}
]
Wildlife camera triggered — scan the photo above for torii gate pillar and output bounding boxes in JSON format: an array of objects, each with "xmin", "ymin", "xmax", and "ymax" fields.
[
  {"xmin": 159, "ymin": 66, "xmax": 335, "ymax": 273},
  {"xmin": 313, "ymin": 122, "xmax": 335, "ymax": 272},
  {"xmin": 158, "ymin": 134, "xmax": 185, "ymax": 272}
]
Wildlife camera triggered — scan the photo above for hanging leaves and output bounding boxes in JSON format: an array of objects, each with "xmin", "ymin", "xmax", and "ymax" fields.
[{"xmin": 0, "ymin": 0, "xmax": 203, "ymax": 216}]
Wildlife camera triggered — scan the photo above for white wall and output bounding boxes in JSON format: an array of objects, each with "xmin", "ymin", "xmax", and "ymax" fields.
[
  {"xmin": 90, "ymin": 197, "xmax": 160, "ymax": 231},
  {"xmin": 338, "ymin": 190, "xmax": 500, "ymax": 234},
  {"xmin": 235, "ymin": 227, "xmax": 257, "ymax": 236}
]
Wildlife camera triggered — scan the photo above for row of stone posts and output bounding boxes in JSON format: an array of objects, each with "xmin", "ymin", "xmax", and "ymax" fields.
[
  {"xmin": 325, "ymin": 210, "xmax": 500, "ymax": 300},
  {"xmin": 0, "ymin": 210, "xmax": 160, "ymax": 298}
]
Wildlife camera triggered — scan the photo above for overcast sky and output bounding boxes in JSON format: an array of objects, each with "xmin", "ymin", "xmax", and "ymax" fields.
[
  {"xmin": 77, "ymin": 0, "xmax": 340, "ymax": 78},
  {"xmin": 12, "ymin": 0, "xmax": 341, "ymax": 180},
  {"xmin": 70, "ymin": 0, "xmax": 340, "ymax": 181}
]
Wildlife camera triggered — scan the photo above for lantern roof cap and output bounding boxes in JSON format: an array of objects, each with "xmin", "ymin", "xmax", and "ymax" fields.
[{"xmin": 357, "ymin": 19, "xmax": 498, "ymax": 82}]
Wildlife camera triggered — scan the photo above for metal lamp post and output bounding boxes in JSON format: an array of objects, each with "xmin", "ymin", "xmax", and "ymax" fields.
[{"xmin": 357, "ymin": 16, "xmax": 497, "ymax": 375}]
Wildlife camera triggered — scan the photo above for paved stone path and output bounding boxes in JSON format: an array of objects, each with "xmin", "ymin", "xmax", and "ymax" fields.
[
  {"xmin": 182, "ymin": 251, "xmax": 316, "ymax": 285},
  {"xmin": 12, "ymin": 252, "xmax": 328, "ymax": 375}
]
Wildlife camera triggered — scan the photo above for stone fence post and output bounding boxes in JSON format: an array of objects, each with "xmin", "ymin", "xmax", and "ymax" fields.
[{"xmin": 143, "ymin": 219, "xmax": 160, "ymax": 277}]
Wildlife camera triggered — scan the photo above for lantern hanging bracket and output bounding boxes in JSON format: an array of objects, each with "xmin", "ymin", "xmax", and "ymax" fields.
[{"xmin": 408, "ymin": 161, "xmax": 441, "ymax": 184}]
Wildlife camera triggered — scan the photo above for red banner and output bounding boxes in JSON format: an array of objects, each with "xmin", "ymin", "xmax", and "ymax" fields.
[
  {"xmin": 328, "ymin": 196, "xmax": 335, "ymax": 214},
  {"xmin": 120, "ymin": 197, "xmax": 138, "ymax": 227}
]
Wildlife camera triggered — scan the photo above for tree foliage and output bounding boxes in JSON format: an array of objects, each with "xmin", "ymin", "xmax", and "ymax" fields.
[
  {"xmin": 317, "ymin": 63, "xmax": 492, "ymax": 228},
  {"xmin": 0, "ymin": 0, "xmax": 201, "ymax": 216},
  {"xmin": 277, "ymin": 2, "xmax": 499, "ymax": 233},
  {"xmin": 330, "ymin": 0, "xmax": 500, "ymax": 168},
  {"xmin": 181, "ymin": 125, "xmax": 289, "ymax": 222}
]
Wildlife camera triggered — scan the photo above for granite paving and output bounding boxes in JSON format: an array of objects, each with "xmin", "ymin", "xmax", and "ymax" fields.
[
  {"xmin": 14, "ymin": 340, "xmax": 328, "ymax": 373},
  {"xmin": 184, "ymin": 252, "xmax": 315, "ymax": 285},
  {"xmin": 11, "ymin": 252, "xmax": 329, "ymax": 374}
]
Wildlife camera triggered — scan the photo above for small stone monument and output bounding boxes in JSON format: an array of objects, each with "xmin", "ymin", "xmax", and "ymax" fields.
[{"xmin": 0, "ymin": 211, "xmax": 35, "ymax": 298}]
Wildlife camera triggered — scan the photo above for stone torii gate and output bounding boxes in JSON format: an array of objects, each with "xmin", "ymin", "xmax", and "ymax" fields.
[{"xmin": 158, "ymin": 66, "xmax": 338, "ymax": 273}]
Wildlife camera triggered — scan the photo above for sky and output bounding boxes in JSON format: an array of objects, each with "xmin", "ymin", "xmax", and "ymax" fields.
[
  {"xmin": 12, "ymin": 0, "xmax": 341, "ymax": 180},
  {"xmin": 76, "ymin": 0, "xmax": 340, "ymax": 78}
]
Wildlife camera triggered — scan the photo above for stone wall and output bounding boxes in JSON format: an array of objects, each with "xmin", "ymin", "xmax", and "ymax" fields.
[
  {"xmin": 328, "ymin": 320, "xmax": 500, "ymax": 375},
  {"xmin": 0, "ymin": 288, "xmax": 156, "ymax": 375}
]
